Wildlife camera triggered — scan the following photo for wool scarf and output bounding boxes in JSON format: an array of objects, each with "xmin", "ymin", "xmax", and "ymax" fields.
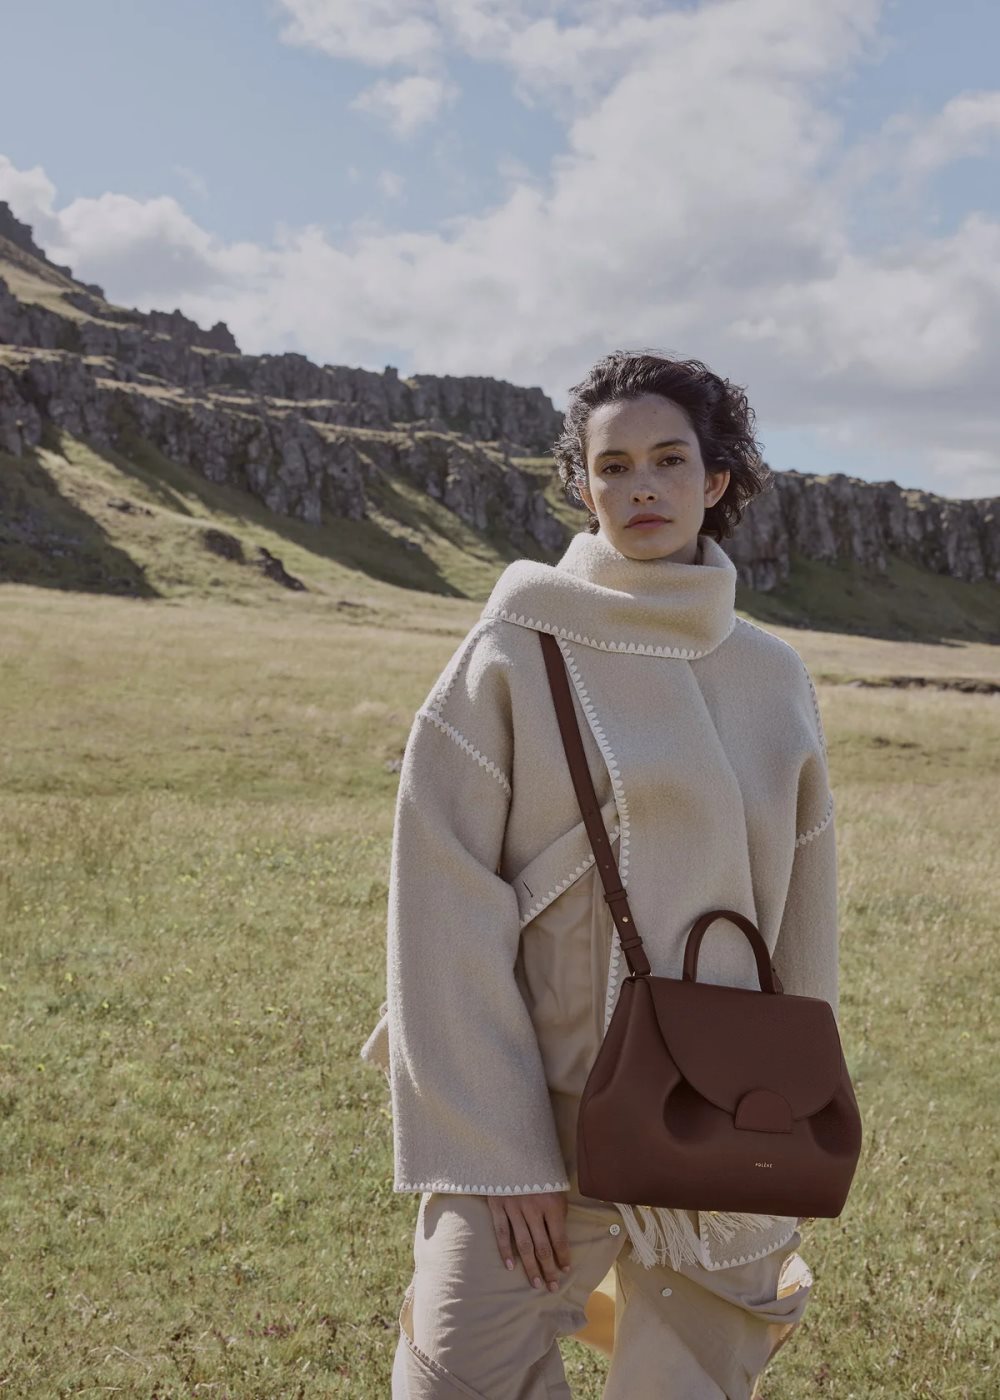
[{"xmin": 361, "ymin": 527, "xmax": 838, "ymax": 1271}]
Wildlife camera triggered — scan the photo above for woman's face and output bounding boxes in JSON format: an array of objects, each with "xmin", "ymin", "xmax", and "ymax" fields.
[{"xmin": 577, "ymin": 393, "xmax": 730, "ymax": 564}]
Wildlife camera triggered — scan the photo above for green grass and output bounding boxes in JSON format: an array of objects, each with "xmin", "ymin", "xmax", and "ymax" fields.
[
  {"xmin": 738, "ymin": 550, "xmax": 1000, "ymax": 645},
  {"xmin": 0, "ymin": 578, "xmax": 997, "ymax": 1396}
]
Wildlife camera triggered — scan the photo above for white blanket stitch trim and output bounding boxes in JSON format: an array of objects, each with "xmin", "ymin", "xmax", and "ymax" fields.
[
  {"xmin": 424, "ymin": 619, "xmax": 490, "ymax": 714},
  {"xmin": 705, "ymin": 1222, "xmax": 798, "ymax": 1270},
  {"xmin": 416, "ymin": 707, "xmax": 512, "ymax": 796},
  {"xmin": 801, "ymin": 662, "xmax": 828, "ymax": 757},
  {"xmin": 795, "ymin": 791, "xmax": 835, "ymax": 848},
  {"xmin": 518, "ymin": 829, "xmax": 621, "ymax": 928},
  {"xmin": 397, "ymin": 1179, "xmax": 570, "ymax": 1193},
  {"xmin": 482, "ymin": 607, "xmax": 735, "ymax": 658}
]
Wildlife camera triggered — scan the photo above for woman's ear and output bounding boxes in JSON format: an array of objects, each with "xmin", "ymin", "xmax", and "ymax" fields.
[{"xmin": 705, "ymin": 467, "xmax": 730, "ymax": 507}]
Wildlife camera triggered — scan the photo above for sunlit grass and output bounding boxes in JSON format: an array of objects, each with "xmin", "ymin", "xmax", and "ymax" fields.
[{"xmin": 0, "ymin": 584, "xmax": 996, "ymax": 1396}]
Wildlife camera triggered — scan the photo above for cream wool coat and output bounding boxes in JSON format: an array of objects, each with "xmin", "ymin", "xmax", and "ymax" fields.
[{"xmin": 360, "ymin": 527, "xmax": 839, "ymax": 1273}]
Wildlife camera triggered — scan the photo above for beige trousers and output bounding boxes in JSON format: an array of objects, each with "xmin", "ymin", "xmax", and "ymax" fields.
[{"xmin": 392, "ymin": 841, "xmax": 813, "ymax": 1398}]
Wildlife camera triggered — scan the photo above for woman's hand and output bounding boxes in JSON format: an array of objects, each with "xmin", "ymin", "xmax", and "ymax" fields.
[{"xmin": 484, "ymin": 1190, "xmax": 572, "ymax": 1291}]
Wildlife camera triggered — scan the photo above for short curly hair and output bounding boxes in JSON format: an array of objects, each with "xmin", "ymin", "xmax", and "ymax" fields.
[{"xmin": 551, "ymin": 349, "xmax": 772, "ymax": 539}]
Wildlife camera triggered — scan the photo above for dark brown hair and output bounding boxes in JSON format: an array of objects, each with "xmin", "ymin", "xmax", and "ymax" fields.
[{"xmin": 551, "ymin": 349, "xmax": 772, "ymax": 539}]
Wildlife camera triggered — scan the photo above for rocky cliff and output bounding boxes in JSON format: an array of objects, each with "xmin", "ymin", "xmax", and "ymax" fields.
[
  {"xmin": 0, "ymin": 204, "xmax": 567, "ymax": 558},
  {"xmin": 0, "ymin": 200, "xmax": 997, "ymax": 591},
  {"xmin": 726, "ymin": 469, "xmax": 998, "ymax": 589}
]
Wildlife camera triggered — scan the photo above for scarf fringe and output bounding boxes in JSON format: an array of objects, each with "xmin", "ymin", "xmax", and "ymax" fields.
[
  {"xmin": 615, "ymin": 1202, "xmax": 702, "ymax": 1271},
  {"xmin": 616, "ymin": 1203, "xmax": 789, "ymax": 1271}
]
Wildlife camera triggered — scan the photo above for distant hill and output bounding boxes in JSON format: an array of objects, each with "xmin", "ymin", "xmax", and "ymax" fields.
[{"xmin": 1, "ymin": 199, "xmax": 997, "ymax": 642}]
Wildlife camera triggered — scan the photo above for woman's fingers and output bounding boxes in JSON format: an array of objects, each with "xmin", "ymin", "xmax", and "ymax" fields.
[
  {"xmin": 513, "ymin": 1208, "xmax": 553, "ymax": 1290},
  {"xmin": 524, "ymin": 1204, "xmax": 566, "ymax": 1290},
  {"xmin": 486, "ymin": 1197, "xmax": 517, "ymax": 1272},
  {"xmin": 543, "ymin": 1198, "xmax": 572, "ymax": 1275},
  {"xmin": 485, "ymin": 1192, "xmax": 571, "ymax": 1290}
]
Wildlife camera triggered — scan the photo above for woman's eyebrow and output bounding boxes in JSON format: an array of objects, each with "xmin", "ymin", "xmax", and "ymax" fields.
[{"xmin": 593, "ymin": 438, "xmax": 693, "ymax": 461}]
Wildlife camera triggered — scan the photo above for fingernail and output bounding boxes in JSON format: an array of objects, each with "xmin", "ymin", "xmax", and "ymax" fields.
[
  {"xmin": 505, "ymin": 1259, "xmax": 514, "ymax": 1270},
  {"xmin": 561, "ymin": 1264, "xmax": 571, "ymax": 1273},
  {"xmin": 548, "ymin": 1280, "xmax": 559, "ymax": 1292},
  {"xmin": 532, "ymin": 1276, "xmax": 542, "ymax": 1289}
]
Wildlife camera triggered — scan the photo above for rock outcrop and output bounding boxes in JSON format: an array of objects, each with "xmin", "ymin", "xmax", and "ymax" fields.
[
  {"xmin": 725, "ymin": 469, "xmax": 999, "ymax": 588},
  {"xmin": 0, "ymin": 200, "xmax": 996, "ymax": 587},
  {"xmin": 0, "ymin": 202, "xmax": 566, "ymax": 553},
  {"xmin": 0, "ymin": 200, "xmax": 105, "ymax": 298}
]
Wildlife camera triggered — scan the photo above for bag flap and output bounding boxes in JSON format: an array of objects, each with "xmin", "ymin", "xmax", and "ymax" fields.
[{"xmin": 645, "ymin": 977, "xmax": 843, "ymax": 1118}]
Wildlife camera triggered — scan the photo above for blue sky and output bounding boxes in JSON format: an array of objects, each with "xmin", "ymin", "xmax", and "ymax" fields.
[{"xmin": 2, "ymin": 0, "xmax": 999, "ymax": 498}]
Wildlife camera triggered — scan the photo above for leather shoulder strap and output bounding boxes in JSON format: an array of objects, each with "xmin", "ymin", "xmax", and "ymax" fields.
[{"xmin": 538, "ymin": 630, "xmax": 650, "ymax": 976}]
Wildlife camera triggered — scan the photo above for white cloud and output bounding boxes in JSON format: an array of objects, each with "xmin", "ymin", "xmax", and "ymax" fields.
[
  {"xmin": 2, "ymin": 0, "xmax": 999, "ymax": 498},
  {"xmin": 897, "ymin": 90, "xmax": 1000, "ymax": 180},
  {"xmin": 276, "ymin": 0, "xmax": 442, "ymax": 68},
  {"xmin": 923, "ymin": 446, "xmax": 1000, "ymax": 498},
  {"xmin": 376, "ymin": 169, "xmax": 407, "ymax": 200},
  {"xmin": 352, "ymin": 73, "xmax": 459, "ymax": 137},
  {"xmin": 832, "ymin": 88, "xmax": 1000, "ymax": 228},
  {"xmin": 48, "ymin": 191, "xmax": 229, "ymax": 301},
  {"xmin": 729, "ymin": 213, "xmax": 1000, "ymax": 388},
  {"xmin": 0, "ymin": 155, "xmax": 63, "ymax": 252}
]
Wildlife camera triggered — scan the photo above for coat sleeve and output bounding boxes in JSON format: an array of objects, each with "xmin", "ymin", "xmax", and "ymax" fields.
[
  {"xmin": 378, "ymin": 622, "xmax": 570, "ymax": 1196},
  {"xmin": 771, "ymin": 660, "xmax": 840, "ymax": 1027}
]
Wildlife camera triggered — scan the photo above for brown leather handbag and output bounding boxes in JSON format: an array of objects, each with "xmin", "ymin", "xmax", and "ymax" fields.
[{"xmin": 538, "ymin": 629, "xmax": 863, "ymax": 1218}]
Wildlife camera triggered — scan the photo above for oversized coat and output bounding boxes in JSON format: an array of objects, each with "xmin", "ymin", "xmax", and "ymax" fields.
[{"xmin": 360, "ymin": 527, "xmax": 838, "ymax": 1271}]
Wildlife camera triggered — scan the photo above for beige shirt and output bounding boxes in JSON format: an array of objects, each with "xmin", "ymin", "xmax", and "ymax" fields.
[{"xmin": 514, "ymin": 834, "xmax": 617, "ymax": 1102}]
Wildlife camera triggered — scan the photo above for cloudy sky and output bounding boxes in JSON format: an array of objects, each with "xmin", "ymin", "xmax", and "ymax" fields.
[{"xmin": 2, "ymin": 0, "xmax": 998, "ymax": 498}]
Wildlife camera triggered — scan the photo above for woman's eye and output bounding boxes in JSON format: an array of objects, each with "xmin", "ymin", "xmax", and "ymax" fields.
[{"xmin": 601, "ymin": 456, "xmax": 683, "ymax": 474}]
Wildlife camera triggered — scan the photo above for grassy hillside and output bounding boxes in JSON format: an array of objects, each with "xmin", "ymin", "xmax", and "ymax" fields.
[
  {"xmin": 0, "ymin": 577, "xmax": 997, "ymax": 1396},
  {"xmin": 0, "ymin": 422, "xmax": 532, "ymax": 605},
  {"xmin": 739, "ymin": 549, "xmax": 1000, "ymax": 647},
  {"xmin": 2, "ymin": 426, "xmax": 1000, "ymax": 648}
]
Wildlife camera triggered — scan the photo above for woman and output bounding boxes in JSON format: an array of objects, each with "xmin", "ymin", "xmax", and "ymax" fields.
[{"xmin": 360, "ymin": 350, "xmax": 837, "ymax": 1397}]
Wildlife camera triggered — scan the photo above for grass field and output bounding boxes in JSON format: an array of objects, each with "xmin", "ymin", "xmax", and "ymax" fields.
[{"xmin": 0, "ymin": 576, "xmax": 997, "ymax": 1397}]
